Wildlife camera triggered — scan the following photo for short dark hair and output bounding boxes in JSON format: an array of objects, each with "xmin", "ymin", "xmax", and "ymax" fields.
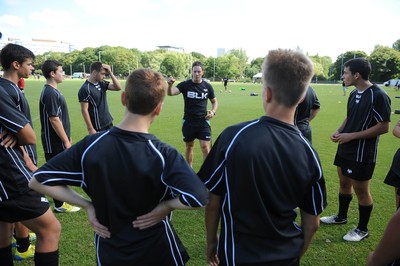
[
  {"xmin": 42, "ymin": 60, "xmax": 63, "ymax": 79},
  {"xmin": 0, "ymin": 43, "xmax": 35, "ymax": 71},
  {"xmin": 192, "ymin": 61, "xmax": 204, "ymax": 70},
  {"xmin": 344, "ymin": 58, "xmax": 371, "ymax": 80},
  {"xmin": 125, "ymin": 68, "xmax": 166, "ymax": 115},
  {"xmin": 90, "ymin": 61, "xmax": 103, "ymax": 73}
]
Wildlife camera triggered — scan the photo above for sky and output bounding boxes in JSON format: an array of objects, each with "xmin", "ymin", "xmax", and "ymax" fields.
[{"xmin": 1, "ymin": 0, "xmax": 400, "ymax": 61}]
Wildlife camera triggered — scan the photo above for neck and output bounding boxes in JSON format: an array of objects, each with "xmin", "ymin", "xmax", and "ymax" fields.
[
  {"xmin": 265, "ymin": 103, "xmax": 296, "ymax": 125},
  {"xmin": 116, "ymin": 111, "xmax": 153, "ymax": 133},
  {"xmin": 356, "ymin": 80, "xmax": 373, "ymax": 91},
  {"xmin": 2, "ymin": 72, "xmax": 19, "ymax": 85},
  {"xmin": 46, "ymin": 80, "xmax": 58, "ymax": 88}
]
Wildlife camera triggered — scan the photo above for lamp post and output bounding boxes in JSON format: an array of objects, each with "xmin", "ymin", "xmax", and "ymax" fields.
[{"xmin": 98, "ymin": 51, "xmax": 103, "ymax": 62}]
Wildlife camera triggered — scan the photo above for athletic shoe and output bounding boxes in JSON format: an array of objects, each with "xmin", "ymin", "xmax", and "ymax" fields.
[
  {"xmin": 14, "ymin": 244, "xmax": 35, "ymax": 261},
  {"xmin": 343, "ymin": 228, "xmax": 369, "ymax": 242},
  {"xmin": 54, "ymin": 202, "xmax": 80, "ymax": 213},
  {"xmin": 320, "ymin": 215, "xmax": 347, "ymax": 224},
  {"xmin": 12, "ymin": 232, "xmax": 36, "ymax": 247}
]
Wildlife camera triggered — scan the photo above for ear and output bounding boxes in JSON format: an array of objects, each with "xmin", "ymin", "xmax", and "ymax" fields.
[
  {"xmin": 153, "ymin": 102, "xmax": 164, "ymax": 116},
  {"xmin": 121, "ymin": 91, "xmax": 126, "ymax": 106},
  {"xmin": 11, "ymin": 61, "xmax": 20, "ymax": 70},
  {"xmin": 264, "ymin": 87, "xmax": 273, "ymax": 103}
]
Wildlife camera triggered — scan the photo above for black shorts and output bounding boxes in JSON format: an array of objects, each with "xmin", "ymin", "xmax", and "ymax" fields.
[
  {"xmin": 0, "ymin": 189, "xmax": 50, "ymax": 223},
  {"xmin": 384, "ymin": 148, "xmax": 400, "ymax": 190},
  {"xmin": 334, "ymin": 154, "xmax": 375, "ymax": 181},
  {"xmin": 182, "ymin": 120, "xmax": 211, "ymax": 142}
]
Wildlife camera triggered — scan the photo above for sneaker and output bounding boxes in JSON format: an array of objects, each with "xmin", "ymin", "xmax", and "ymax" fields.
[
  {"xmin": 343, "ymin": 227, "xmax": 369, "ymax": 242},
  {"xmin": 12, "ymin": 232, "xmax": 36, "ymax": 247},
  {"xmin": 320, "ymin": 215, "xmax": 347, "ymax": 224},
  {"xmin": 14, "ymin": 244, "xmax": 35, "ymax": 260},
  {"xmin": 54, "ymin": 202, "xmax": 80, "ymax": 213}
]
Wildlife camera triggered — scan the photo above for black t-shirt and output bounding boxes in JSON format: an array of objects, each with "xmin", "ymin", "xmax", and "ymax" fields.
[
  {"xmin": 198, "ymin": 116, "xmax": 327, "ymax": 264},
  {"xmin": 0, "ymin": 85, "xmax": 34, "ymax": 199},
  {"xmin": 40, "ymin": 84, "xmax": 71, "ymax": 154},
  {"xmin": 34, "ymin": 127, "xmax": 209, "ymax": 234},
  {"xmin": 0, "ymin": 77, "xmax": 37, "ymax": 165},
  {"xmin": 176, "ymin": 80, "xmax": 215, "ymax": 121},
  {"xmin": 337, "ymin": 84, "xmax": 391, "ymax": 163},
  {"xmin": 78, "ymin": 80, "xmax": 113, "ymax": 131}
]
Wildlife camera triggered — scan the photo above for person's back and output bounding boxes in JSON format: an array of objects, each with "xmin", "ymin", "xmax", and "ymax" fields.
[
  {"xmin": 295, "ymin": 86, "xmax": 320, "ymax": 143},
  {"xmin": 199, "ymin": 49, "xmax": 326, "ymax": 265}
]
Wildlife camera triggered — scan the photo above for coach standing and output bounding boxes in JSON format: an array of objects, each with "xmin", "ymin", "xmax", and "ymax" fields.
[
  {"xmin": 167, "ymin": 61, "xmax": 218, "ymax": 168},
  {"xmin": 78, "ymin": 62, "xmax": 121, "ymax": 135}
]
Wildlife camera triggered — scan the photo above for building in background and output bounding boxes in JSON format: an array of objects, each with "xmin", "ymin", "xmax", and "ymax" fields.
[{"xmin": 0, "ymin": 37, "xmax": 76, "ymax": 55}]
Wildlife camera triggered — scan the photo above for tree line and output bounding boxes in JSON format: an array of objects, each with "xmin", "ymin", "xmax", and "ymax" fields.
[{"xmin": 32, "ymin": 40, "xmax": 400, "ymax": 83}]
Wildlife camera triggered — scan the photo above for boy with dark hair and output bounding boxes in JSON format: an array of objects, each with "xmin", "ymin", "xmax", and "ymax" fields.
[
  {"xmin": 0, "ymin": 43, "xmax": 61, "ymax": 266},
  {"xmin": 30, "ymin": 68, "xmax": 209, "ymax": 265},
  {"xmin": 78, "ymin": 61, "xmax": 121, "ymax": 134},
  {"xmin": 40, "ymin": 59, "xmax": 80, "ymax": 213},
  {"xmin": 198, "ymin": 49, "xmax": 327, "ymax": 265},
  {"xmin": 321, "ymin": 58, "xmax": 391, "ymax": 242}
]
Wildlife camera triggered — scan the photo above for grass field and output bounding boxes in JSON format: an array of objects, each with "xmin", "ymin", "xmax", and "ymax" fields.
[{"xmin": 15, "ymin": 78, "xmax": 400, "ymax": 265}]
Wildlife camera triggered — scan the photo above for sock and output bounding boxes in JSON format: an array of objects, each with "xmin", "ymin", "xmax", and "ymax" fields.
[
  {"xmin": 358, "ymin": 204, "xmax": 373, "ymax": 232},
  {"xmin": 15, "ymin": 236, "xmax": 30, "ymax": 252},
  {"xmin": 0, "ymin": 244, "xmax": 13, "ymax": 266},
  {"xmin": 54, "ymin": 199, "xmax": 64, "ymax": 208},
  {"xmin": 34, "ymin": 250, "xmax": 59, "ymax": 266},
  {"xmin": 338, "ymin": 193, "xmax": 352, "ymax": 219}
]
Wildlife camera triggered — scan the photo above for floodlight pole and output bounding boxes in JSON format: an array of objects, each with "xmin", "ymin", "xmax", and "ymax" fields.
[{"xmin": 98, "ymin": 51, "xmax": 103, "ymax": 62}]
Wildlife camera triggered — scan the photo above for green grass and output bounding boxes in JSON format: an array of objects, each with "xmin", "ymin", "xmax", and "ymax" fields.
[{"xmin": 16, "ymin": 78, "xmax": 400, "ymax": 265}]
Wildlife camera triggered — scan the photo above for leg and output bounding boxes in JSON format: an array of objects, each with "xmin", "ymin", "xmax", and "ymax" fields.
[
  {"xmin": 185, "ymin": 141, "xmax": 195, "ymax": 168},
  {"xmin": 14, "ymin": 222, "xmax": 29, "ymax": 239},
  {"xmin": 352, "ymin": 179, "xmax": 373, "ymax": 231},
  {"xmin": 199, "ymin": 139, "xmax": 211, "ymax": 161},
  {"xmin": 22, "ymin": 208, "xmax": 61, "ymax": 253},
  {"xmin": 0, "ymin": 222, "xmax": 14, "ymax": 266}
]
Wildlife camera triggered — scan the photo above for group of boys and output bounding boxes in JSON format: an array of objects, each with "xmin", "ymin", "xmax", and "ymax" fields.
[{"xmin": 0, "ymin": 42, "xmax": 399, "ymax": 265}]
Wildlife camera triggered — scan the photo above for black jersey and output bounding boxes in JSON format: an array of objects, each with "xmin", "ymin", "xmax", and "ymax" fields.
[
  {"xmin": 0, "ymin": 77, "xmax": 37, "ymax": 165},
  {"xmin": 295, "ymin": 86, "xmax": 320, "ymax": 142},
  {"xmin": 78, "ymin": 80, "xmax": 113, "ymax": 131},
  {"xmin": 39, "ymin": 84, "xmax": 71, "ymax": 154},
  {"xmin": 198, "ymin": 116, "xmax": 327, "ymax": 264},
  {"xmin": 337, "ymin": 84, "xmax": 391, "ymax": 163},
  {"xmin": 176, "ymin": 80, "xmax": 215, "ymax": 121},
  {"xmin": 0, "ymin": 85, "xmax": 34, "ymax": 201}
]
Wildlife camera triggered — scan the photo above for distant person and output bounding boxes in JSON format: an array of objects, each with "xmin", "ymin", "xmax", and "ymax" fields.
[
  {"xmin": 223, "ymin": 77, "xmax": 229, "ymax": 92},
  {"xmin": 366, "ymin": 208, "xmax": 400, "ymax": 266},
  {"xmin": 321, "ymin": 58, "xmax": 391, "ymax": 242},
  {"xmin": 198, "ymin": 49, "xmax": 327, "ymax": 265},
  {"xmin": 167, "ymin": 61, "xmax": 218, "ymax": 167},
  {"xmin": 78, "ymin": 62, "xmax": 121, "ymax": 135},
  {"xmin": 17, "ymin": 77, "xmax": 25, "ymax": 93},
  {"xmin": 295, "ymin": 86, "xmax": 320, "ymax": 143},
  {"xmin": 40, "ymin": 59, "xmax": 80, "ymax": 213},
  {"xmin": 30, "ymin": 68, "xmax": 210, "ymax": 265},
  {"xmin": 342, "ymin": 81, "xmax": 347, "ymax": 96},
  {"xmin": 0, "ymin": 43, "xmax": 61, "ymax": 266},
  {"xmin": 384, "ymin": 118, "xmax": 400, "ymax": 209}
]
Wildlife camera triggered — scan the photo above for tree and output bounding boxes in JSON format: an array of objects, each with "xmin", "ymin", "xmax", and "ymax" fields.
[
  {"xmin": 393, "ymin": 39, "xmax": 400, "ymax": 52},
  {"xmin": 369, "ymin": 46, "xmax": 400, "ymax": 81},
  {"xmin": 332, "ymin": 51, "xmax": 368, "ymax": 80}
]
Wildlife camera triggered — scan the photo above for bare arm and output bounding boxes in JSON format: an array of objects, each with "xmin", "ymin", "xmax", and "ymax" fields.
[
  {"xmin": 393, "ymin": 119, "xmax": 400, "ymax": 138},
  {"xmin": 103, "ymin": 64, "xmax": 121, "ymax": 91},
  {"xmin": 21, "ymin": 147, "xmax": 37, "ymax": 172},
  {"xmin": 80, "ymin": 102, "xmax": 96, "ymax": 135},
  {"xmin": 205, "ymin": 98, "xmax": 218, "ymax": 120},
  {"xmin": 132, "ymin": 197, "xmax": 203, "ymax": 229},
  {"xmin": 334, "ymin": 121, "xmax": 389, "ymax": 145},
  {"xmin": 367, "ymin": 209, "xmax": 400, "ymax": 266},
  {"xmin": 167, "ymin": 77, "xmax": 180, "ymax": 96},
  {"xmin": 300, "ymin": 210, "xmax": 320, "ymax": 257},
  {"xmin": 49, "ymin": 116, "xmax": 71, "ymax": 148},
  {"xmin": 29, "ymin": 178, "xmax": 110, "ymax": 238},
  {"xmin": 309, "ymin": 108, "xmax": 320, "ymax": 122},
  {"xmin": 9, "ymin": 123, "xmax": 36, "ymax": 145},
  {"xmin": 205, "ymin": 193, "xmax": 222, "ymax": 266}
]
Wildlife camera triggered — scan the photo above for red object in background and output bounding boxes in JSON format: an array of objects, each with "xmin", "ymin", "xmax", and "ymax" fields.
[{"xmin": 18, "ymin": 78, "xmax": 25, "ymax": 90}]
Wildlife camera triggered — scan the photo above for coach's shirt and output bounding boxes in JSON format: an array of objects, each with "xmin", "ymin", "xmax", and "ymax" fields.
[
  {"xmin": 0, "ymin": 85, "xmax": 34, "ymax": 200},
  {"xmin": 0, "ymin": 77, "xmax": 37, "ymax": 165},
  {"xmin": 177, "ymin": 80, "xmax": 215, "ymax": 121},
  {"xmin": 78, "ymin": 80, "xmax": 113, "ymax": 131},
  {"xmin": 198, "ymin": 116, "xmax": 327, "ymax": 264},
  {"xmin": 39, "ymin": 84, "xmax": 71, "ymax": 154},
  {"xmin": 337, "ymin": 84, "xmax": 391, "ymax": 163},
  {"xmin": 34, "ymin": 127, "xmax": 209, "ymax": 234}
]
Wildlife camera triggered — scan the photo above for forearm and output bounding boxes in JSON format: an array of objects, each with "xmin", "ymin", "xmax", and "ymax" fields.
[
  {"xmin": 49, "ymin": 117, "xmax": 70, "ymax": 144},
  {"xmin": 300, "ymin": 210, "xmax": 319, "ymax": 257},
  {"xmin": 351, "ymin": 122, "xmax": 389, "ymax": 139},
  {"xmin": 80, "ymin": 107, "xmax": 95, "ymax": 133},
  {"xmin": 205, "ymin": 194, "xmax": 221, "ymax": 246},
  {"xmin": 393, "ymin": 120, "xmax": 400, "ymax": 138},
  {"xmin": 109, "ymin": 72, "xmax": 121, "ymax": 91},
  {"xmin": 29, "ymin": 178, "xmax": 91, "ymax": 209}
]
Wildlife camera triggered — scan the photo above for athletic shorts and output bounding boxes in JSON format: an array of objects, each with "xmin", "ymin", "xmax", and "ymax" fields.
[
  {"xmin": 0, "ymin": 189, "xmax": 49, "ymax": 223},
  {"xmin": 384, "ymin": 148, "xmax": 400, "ymax": 191},
  {"xmin": 182, "ymin": 120, "xmax": 211, "ymax": 142},
  {"xmin": 334, "ymin": 154, "xmax": 375, "ymax": 181}
]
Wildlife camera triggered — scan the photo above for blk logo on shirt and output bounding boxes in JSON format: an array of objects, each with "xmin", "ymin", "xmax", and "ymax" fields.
[{"xmin": 187, "ymin": 91, "xmax": 208, "ymax": 99}]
